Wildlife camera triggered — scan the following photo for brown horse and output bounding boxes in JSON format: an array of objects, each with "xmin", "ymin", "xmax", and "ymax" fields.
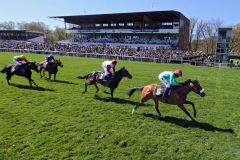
[
  {"xmin": 128, "ymin": 80, "xmax": 205, "ymax": 122},
  {"xmin": 37, "ymin": 59, "xmax": 63, "ymax": 80},
  {"xmin": 1, "ymin": 62, "xmax": 39, "ymax": 87}
]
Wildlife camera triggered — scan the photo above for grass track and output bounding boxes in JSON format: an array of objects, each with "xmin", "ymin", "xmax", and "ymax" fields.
[{"xmin": 0, "ymin": 52, "xmax": 239, "ymax": 160}]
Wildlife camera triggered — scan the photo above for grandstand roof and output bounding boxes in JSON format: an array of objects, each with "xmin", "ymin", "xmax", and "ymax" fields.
[{"xmin": 51, "ymin": 10, "xmax": 187, "ymax": 25}]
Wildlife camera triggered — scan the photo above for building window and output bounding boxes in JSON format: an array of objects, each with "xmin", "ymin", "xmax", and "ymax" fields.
[
  {"xmin": 127, "ymin": 23, "xmax": 133, "ymax": 26},
  {"xmin": 119, "ymin": 23, "xmax": 125, "ymax": 26},
  {"xmin": 111, "ymin": 23, "xmax": 117, "ymax": 26},
  {"xmin": 95, "ymin": 24, "xmax": 101, "ymax": 27},
  {"xmin": 103, "ymin": 24, "xmax": 109, "ymax": 27}
]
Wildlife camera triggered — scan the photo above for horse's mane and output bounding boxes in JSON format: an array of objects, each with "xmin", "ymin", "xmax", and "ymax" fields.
[
  {"xmin": 182, "ymin": 79, "xmax": 199, "ymax": 86},
  {"xmin": 115, "ymin": 67, "xmax": 125, "ymax": 74}
]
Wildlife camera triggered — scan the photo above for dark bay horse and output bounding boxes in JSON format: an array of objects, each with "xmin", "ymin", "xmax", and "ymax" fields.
[
  {"xmin": 37, "ymin": 60, "xmax": 63, "ymax": 80},
  {"xmin": 77, "ymin": 67, "xmax": 132, "ymax": 99},
  {"xmin": 128, "ymin": 80, "xmax": 206, "ymax": 122},
  {"xmin": 1, "ymin": 62, "xmax": 39, "ymax": 87}
]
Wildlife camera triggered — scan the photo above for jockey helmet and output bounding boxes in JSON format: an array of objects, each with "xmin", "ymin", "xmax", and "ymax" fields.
[
  {"xmin": 112, "ymin": 59, "xmax": 117, "ymax": 65},
  {"xmin": 174, "ymin": 69, "xmax": 182, "ymax": 77}
]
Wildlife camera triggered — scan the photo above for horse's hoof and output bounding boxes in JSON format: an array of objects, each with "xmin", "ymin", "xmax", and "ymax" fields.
[
  {"xmin": 94, "ymin": 93, "xmax": 99, "ymax": 97},
  {"xmin": 192, "ymin": 119, "xmax": 198, "ymax": 123},
  {"xmin": 82, "ymin": 91, "xmax": 86, "ymax": 94},
  {"xmin": 158, "ymin": 115, "xmax": 165, "ymax": 120}
]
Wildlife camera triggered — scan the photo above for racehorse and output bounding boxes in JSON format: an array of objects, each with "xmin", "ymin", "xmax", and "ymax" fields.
[
  {"xmin": 77, "ymin": 67, "xmax": 132, "ymax": 99},
  {"xmin": 1, "ymin": 62, "xmax": 39, "ymax": 87},
  {"xmin": 37, "ymin": 59, "xmax": 63, "ymax": 80},
  {"xmin": 128, "ymin": 79, "xmax": 205, "ymax": 122}
]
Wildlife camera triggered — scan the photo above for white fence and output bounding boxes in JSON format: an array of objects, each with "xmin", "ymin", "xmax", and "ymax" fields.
[{"xmin": 0, "ymin": 48, "xmax": 239, "ymax": 68}]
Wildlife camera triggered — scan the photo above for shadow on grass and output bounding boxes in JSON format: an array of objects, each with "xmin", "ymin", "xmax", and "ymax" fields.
[
  {"xmin": 143, "ymin": 113, "xmax": 234, "ymax": 133},
  {"xmin": 47, "ymin": 79, "xmax": 78, "ymax": 85},
  {"xmin": 95, "ymin": 96, "xmax": 152, "ymax": 106},
  {"xmin": 11, "ymin": 83, "xmax": 55, "ymax": 92}
]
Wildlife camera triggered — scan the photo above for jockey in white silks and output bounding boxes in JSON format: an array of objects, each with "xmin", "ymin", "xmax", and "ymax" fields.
[{"xmin": 101, "ymin": 59, "xmax": 117, "ymax": 85}]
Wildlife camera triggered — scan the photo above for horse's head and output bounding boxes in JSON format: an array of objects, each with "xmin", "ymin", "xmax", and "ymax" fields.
[
  {"xmin": 119, "ymin": 67, "xmax": 132, "ymax": 79},
  {"xmin": 28, "ymin": 62, "xmax": 39, "ymax": 73},
  {"xmin": 56, "ymin": 59, "xmax": 63, "ymax": 67},
  {"xmin": 188, "ymin": 80, "xmax": 205, "ymax": 97}
]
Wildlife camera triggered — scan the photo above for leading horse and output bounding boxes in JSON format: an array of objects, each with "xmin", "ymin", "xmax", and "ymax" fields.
[
  {"xmin": 128, "ymin": 79, "xmax": 205, "ymax": 122},
  {"xmin": 77, "ymin": 67, "xmax": 132, "ymax": 99},
  {"xmin": 1, "ymin": 62, "xmax": 39, "ymax": 87},
  {"xmin": 37, "ymin": 59, "xmax": 63, "ymax": 80}
]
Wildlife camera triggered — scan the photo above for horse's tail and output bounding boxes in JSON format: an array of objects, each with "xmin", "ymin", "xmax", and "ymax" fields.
[
  {"xmin": 77, "ymin": 74, "xmax": 90, "ymax": 79},
  {"xmin": 127, "ymin": 87, "xmax": 144, "ymax": 97}
]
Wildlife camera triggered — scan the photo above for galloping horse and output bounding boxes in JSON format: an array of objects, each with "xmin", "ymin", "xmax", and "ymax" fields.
[
  {"xmin": 1, "ymin": 62, "xmax": 39, "ymax": 87},
  {"xmin": 77, "ymin": 67, "xmax": 132, "ymax": 99},
  {"xmin": 37, "ymin": 59, "xmax": 63, "ymax": 80},
  {"xmin": 128, "ymin": 79, "xmax": 205, "ymax": 121}
]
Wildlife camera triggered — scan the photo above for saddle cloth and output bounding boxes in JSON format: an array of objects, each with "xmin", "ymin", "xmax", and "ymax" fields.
[
  {"xmin": 89, "ymin": 71, "xmax": 104, "ymax": 81},
  {"xmin": 155, "ymin": 85, "xmax": 169, "ymax": 98}
]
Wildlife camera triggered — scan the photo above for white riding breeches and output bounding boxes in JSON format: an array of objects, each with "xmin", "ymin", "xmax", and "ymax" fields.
[{"xmin": 158, "ymin": 75, "xmax": 170, "ymax": 88}]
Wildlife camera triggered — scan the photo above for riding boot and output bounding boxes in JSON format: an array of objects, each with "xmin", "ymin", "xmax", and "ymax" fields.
[
  {"xmin": 12, "ymin": 65, "xmax": 20, "ymax": 74},
  {"xmin": 102, "ymin": 75, "xmax": 109, "ymax": 86},
  {"xmin": 164, "ymin": 87, "xmax": 170, "ymax": 98},
  {"xmin": 45, "ymin": 64, "xmax": 49, "ymax": 71}
]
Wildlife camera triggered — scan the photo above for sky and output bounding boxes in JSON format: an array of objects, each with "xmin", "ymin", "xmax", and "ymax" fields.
[{"xmin": 0, "ymin": 0, "xmax": 239, "ymax": 29}]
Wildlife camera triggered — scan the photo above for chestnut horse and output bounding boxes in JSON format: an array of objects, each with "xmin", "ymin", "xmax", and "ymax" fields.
[{"xmin": 128, "ymin": 80, "xmax": 205, "ymax": 122}]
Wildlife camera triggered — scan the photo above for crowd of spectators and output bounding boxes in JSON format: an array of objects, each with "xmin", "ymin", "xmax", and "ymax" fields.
[
  {"xmin": 70, "ymin": 37, "xmax": 178, "ymax": 46},
  {"xmin": 0, "ymin": 40, "xmax": 229, "ymax": 64}
]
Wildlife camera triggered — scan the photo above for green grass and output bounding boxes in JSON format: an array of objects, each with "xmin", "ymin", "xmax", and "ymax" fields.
[{"xmin": 0, "ymin": 52, "xmax": 239, "ymax": 160}]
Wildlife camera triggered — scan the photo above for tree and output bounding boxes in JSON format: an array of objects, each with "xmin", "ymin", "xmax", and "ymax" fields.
[
  {"xmin": 17, "ymin": 22, "xmax": 50, "ymax": 33},
  {"xmin": 205, "ymin": 19, "xmax": 223, "ymax": 53},
  {"xmin": 229, "ymin": 24, "xmax": 240, "ymax": 52},
  {"xmin": 0, "ymin": 21, "xmax": 16, "ymax": 30},
  {"xmin": 54, "ymin": 27, "xmax": 67, "ymax": 41},
  {"xmin": 189, "ymin": 17, "xmax": 198, "ymax": 51}
]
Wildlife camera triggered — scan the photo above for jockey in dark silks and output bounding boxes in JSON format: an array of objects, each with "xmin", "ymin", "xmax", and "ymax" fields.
[
  {"xmin": 158, "ymin": 69, "xmax": 183, "ymax": 98},
  {"xmin": 45, "ymin": 54, "xmax": 55, "ymax": 70},
  {"xmin": 101, "ymin": 59, "xmax": 117, "ymax": 86},
  {"xmin": 12, "ymin": 55, "xmax": 28, "ymax": 73}
]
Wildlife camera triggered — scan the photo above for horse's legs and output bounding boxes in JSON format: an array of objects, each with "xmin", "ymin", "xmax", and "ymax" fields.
[
  {"xmin": 132, "ymin": 103, "xmax": 143, "ymax": 114},
  {"xmin": 82, "ymin": 82, "xmax": 89, "ymax": 94},
  {"xmin": 184, "ymin": 100, "xmax": 196, "ymax": 117},
  {"xmin": 94, "ymin": 83, "xmax": 99, "ymax": 93},
  {"xmin": 42, "ymin": 69, "xmax": 45, "ymax": 78},
  {"xmin": 54, "ymin": 74, "xmax": 56, "ymax": 81},
  {"xmin": 48, "ymin": 73, "xmax": 51, "ymax": 80},
  {"xmin": 177, "ymin": 104, "xmax": 196, "ymax": 122},
  {"xmin": 28, "ymin": 78, "xmax": 33, "ymax": 87},
  {"xmin": 39, "ymin": 68, "xmax": 43, "ymax": 78},
  {"xmin": 110, "ymin": 88, "xmax": 115, "ymax": 99},
  {"xmin": 153, "ymin": 99, "xmax": 163, "ymax": 118},
  {"xmin": 132, "ymin": 93, "xmax": 151, "ymax": 114},
  {"xmin": 6, "ymin": 73, "xmax": 12, "ymax": 85},
  {"xmin": 30, "ymin": 78, "xmax": 38, "ymax": 87}
]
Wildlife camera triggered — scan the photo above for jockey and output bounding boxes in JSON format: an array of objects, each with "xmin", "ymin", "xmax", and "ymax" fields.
[
  {"xmin": 12, "ymin": 55, "xmax": 28, "ymax": 72},
  {"xmin": 45, "ymin": 54, "xmax": 55, "ymax": 69},
  {"xmin": 102, "ymin": 59, "xmax": 117, "ymax": 85},
  {"xmin": 158, "ymin": 69, "xmax": 182, "ymax": 97}
]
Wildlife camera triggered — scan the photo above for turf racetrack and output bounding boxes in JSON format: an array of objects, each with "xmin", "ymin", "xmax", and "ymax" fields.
[{"xmin": 0, "ymin": 52, "xmax": 239, "ymax": 160}]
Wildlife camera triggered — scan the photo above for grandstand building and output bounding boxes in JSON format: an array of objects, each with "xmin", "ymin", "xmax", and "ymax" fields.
[
  {"xmin": 0, "ymin": 30, "xmax": 45, "ymax": 43},
  {"xmin": 51, "ymin": 10, "xmax": 190, "ymax": 50}
]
